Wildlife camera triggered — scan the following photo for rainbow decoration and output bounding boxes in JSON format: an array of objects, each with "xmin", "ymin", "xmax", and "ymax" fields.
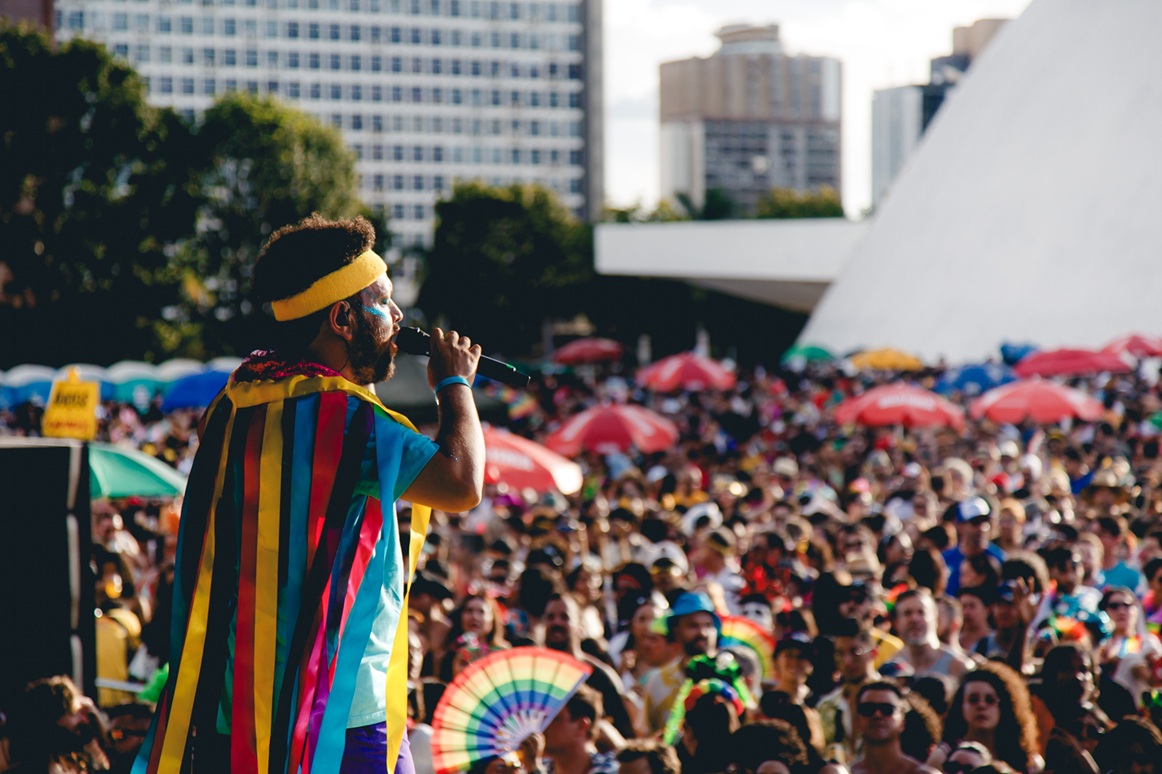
[
  {"xmin": 719, "ymin": 615, "xmax": 776, "ymax": 682},
  {"xmin": 883, "ymin": 582, "xmax": 910, "ymax": 612},
  {"xmin": 431, "ymin": 647, "xmax": 593, "ymax": 774}
]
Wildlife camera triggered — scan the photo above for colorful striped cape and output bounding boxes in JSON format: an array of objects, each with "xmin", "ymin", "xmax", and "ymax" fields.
[{"xmin": 133, "ymin": 371, "xmax": 432, "ymax": 774}]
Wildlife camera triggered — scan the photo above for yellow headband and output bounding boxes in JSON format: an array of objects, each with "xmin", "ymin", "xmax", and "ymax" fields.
[{"xmin": 271, "ymin": 250, "xmax": 388, "ymax": 321}]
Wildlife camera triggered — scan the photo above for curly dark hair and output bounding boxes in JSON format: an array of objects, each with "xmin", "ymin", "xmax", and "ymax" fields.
[
  {"xmin": 251, "ymin": 213, "xmax": 377, "ymax": 353},
  {"xmin": 729, "ymin": 718, "xmax": 811, "ymax": 772},
  {"xmin": 943, "ymin": 662, "xmax": 1039, "ymax": 771}
]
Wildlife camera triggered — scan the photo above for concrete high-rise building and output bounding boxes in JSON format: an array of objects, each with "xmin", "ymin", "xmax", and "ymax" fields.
[
  {"xmin": 871, "ymin": 18, "xmax": 1007, "ymax": 209},
  {"xmin": 1, "ymin": 0, "xmax": 53, "ymax": 32},
  {"xmin": 659, "ymin": 24, "xmax": 842, "ymax": 216},
  {"xmin": 54, "ymin": 0, "xmax": 604, "ymax": 247}
]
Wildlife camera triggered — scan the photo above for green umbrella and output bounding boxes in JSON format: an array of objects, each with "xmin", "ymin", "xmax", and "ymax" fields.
[
  {"xmin": 89, "ymin": 442, "xmax": 187, "ymax": 499},
  {"xmin": 780, "ymin": 343, "xmax": 835, "ymax": 365}
]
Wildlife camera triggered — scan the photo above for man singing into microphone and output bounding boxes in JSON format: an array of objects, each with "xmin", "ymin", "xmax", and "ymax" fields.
[{"xmin": 134, "ymin": 214, "xmax": 484, "ymax": 774}]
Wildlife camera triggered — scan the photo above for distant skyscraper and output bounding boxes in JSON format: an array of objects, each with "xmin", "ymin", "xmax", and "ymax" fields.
[
  {"xmin": 871, "ymin": 18, "xmax": 1007, "ymax": 209},
  {"xmin": 54, "ymin": 0, "xmax": 604, "ymax": 246},
  {"xmin": 658, "ymin": 24, "xmax": 842, "ymax": 216}
]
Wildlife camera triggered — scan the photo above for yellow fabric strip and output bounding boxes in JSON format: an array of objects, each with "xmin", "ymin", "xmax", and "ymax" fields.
[
  {"xmin": 270, "ymin": 250, "xmax": 387, "ymax": 321},
  {"xmin": 385, "ymin": 503, "xmax": 431, "ymax": 773},
  {"xmin": 253, "ymin": 402, "xmax": 284, "ymax": 774},
  {"xmin": 157, "ymin": 411, "xmax": 236, "ymax": 770}
]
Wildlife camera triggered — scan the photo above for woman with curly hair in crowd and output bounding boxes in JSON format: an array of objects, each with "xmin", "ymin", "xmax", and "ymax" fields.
[
  {"xmin": 928, "ymin": 662, "xmax": 1043, "ymax": 773},
  {"xmin": 434, "ymin": 593, "xmax": 511, "ymax": 681}
]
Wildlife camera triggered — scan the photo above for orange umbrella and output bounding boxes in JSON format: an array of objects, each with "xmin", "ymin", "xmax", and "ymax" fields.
[
  {"xmin": 482, "ymin": 426, "xmax": 583, "ymax": 495},
  {"xmin": 970, "ymin": 379, "xmax": 1103, "ymax": 424},
  {"xmin": 833, "ymin": 384, "xmax": 965, "ymax": 429},
  {"xmin": 636, "ymin": 352, "xmax": 736, "ymax": 392},
  {"xmin": 543, "ymin": 404, "xmax": 679, "ymax": 456}
]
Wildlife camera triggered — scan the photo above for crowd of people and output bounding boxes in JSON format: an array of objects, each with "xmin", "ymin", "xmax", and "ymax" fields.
[{"xmin": 4, "ymin": 354, "xmax": 1162, "ymax": 774}]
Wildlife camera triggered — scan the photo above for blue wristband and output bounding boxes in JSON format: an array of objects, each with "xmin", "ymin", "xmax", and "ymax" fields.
[{"xmin": 434, "ymin": 375, "xmax": 471, "ymax": 394}]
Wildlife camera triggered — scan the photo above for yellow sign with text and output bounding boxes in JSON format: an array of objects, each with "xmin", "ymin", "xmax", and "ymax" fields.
[{"xmin": 42, "ymin": 371, "xmax": 99, "ymax": 441}]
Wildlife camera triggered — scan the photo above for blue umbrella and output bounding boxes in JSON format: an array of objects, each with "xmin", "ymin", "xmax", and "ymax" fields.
[
  {"xmin": 935, "ymin": 363, "xmax": 1016, "ymax": 397},
  {"xmin": 161, "ymin": 369, "xmax": 231, "ymax": 412},
  {"xmin": 1000, "ymin": 342, "xmax": 1039, "ymax": 366}
]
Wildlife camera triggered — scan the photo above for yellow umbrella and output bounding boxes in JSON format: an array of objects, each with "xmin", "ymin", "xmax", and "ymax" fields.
[{"xmin": 850, "ymin": 348, "xmax": 925, "ymax": 371}]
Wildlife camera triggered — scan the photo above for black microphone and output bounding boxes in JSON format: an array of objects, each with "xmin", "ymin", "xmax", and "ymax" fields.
[{"xmin": 395, "ymin": 327, "xmax": 531, "ymax": 389}]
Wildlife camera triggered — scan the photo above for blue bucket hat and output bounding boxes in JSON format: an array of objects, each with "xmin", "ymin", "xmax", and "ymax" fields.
[{"xmin": 666, "ymin": 591, "xmax": 722, "ymax": 635}]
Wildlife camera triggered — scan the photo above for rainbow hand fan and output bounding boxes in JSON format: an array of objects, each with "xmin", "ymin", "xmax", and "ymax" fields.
[
  {"xmin": 719, "ymin": 615, "xmax": 776, "ymax": 682},
  {"xmin": 431, "ymin": 647, "xmax": 592, "ymax": 774}
]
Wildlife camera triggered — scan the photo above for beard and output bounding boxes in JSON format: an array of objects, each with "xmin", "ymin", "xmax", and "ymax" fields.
[{"xmin": 347, "ymin": 311, "xmax": 396, "ymax": 384}]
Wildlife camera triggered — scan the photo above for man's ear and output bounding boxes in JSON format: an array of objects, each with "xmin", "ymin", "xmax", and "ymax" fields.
[{"xmin": 329, "ymin": 301, "xmax": 355, "ymax": 339}]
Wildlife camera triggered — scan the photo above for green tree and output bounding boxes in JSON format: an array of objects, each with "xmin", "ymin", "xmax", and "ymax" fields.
[
  {"xmin": 674, "ymin": 188, "xmax": 738, "ymax": 221},
  {"xmin": 181, "ymin": 93, "xmax": 370, "ymax": 356},
  {"xmin": 417, "ymin": 182, "xmax": 591, "ymax": 356},
  {"xmin": 754, "ymin": 185, "xmax": 844, "ymax": 219},
  {"xmin": 0, "ymin": 22, "xmax": 201, "ymax": 367}
]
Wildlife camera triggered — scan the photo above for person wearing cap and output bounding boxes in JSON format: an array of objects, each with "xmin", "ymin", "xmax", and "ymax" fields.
[
  {"xmin": 770, "ymin": 633, "xmax": 816, "ymax": 706},
  {"xmin": 942, "ymin": 497, "xmax": 1006, "ymax": 595},
  {"xmin": 136, "ymin": 215, "xmax": 485, "ymax": 774},
  {"xmin": 643, "ymin": 592, "xmax": 720, "ymax": 734}
]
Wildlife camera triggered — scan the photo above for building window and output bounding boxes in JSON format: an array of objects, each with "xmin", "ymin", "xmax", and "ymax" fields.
[
  {"xmin": 181, "ymin": 77, "xmax": 195, "ymax": 94},
  {"xmin": 309, "ymin": 22, "xmax": 320, "ymax": 39},
  {"xmin": 157, "ymin": 16, "xmax": 172, "ymax": 33},
  {"xmin": 224, "ymin": 49, "xmax": 237, "ymax": 66},
  {"xmin": 351, "ymin": 55, "xmax": 362, "ymax": 71},
  {"xmin": 391, "ymin": 26, "xmax": 401, "ymax": 43},
  {"xmin": 372, "ymin": 115, "xmax": 383, "ymax": 132},
  {"xmin": 288, "ymin": 51, "xmax": 299, "ymax": 68},
  {"xmin": 203, "ymin": 78, "xmax": 217, "ymax": 95},
  {"xmin": 432, "ymin": 58, "xmax": 442, "ymax": 74},
  {"xmin": 372, "ymin": 85, "xmax": 383, "ymax": 101},
  {"xmin": 451, "ymin": 89, "xmax": 462, "ymax": 104},
  {"xmin": 159, "ymin": 77, "xmax": 174, "ymax": 94},
  {"xmin": 413, "ymin": 176, "xmax": 424, "ymax": 191},
  {"xmin": 433, "ymin": 146, "xmax": 444, "ymax": 162},
  {"xmin": 287, "ymin": 82, "xmax": 301, "ymax": 98},
  {"xmin": 411, "ymin": 87, "xmax": 423, "ymax": 102},
  {"xmin": 568, "ymin": 92, "xmax": 580, "ymax": 108},
  {"xmin": 352, "ymin": 84, "xmax": 363, "ymax": 101},
  {"xmin": 410, "ymin": 28, "xmax": 421, "ymax": 44},
  {"xmin": 393, "ymin": 204, "xmax": 405, "ymax": 220},
  {"xmin": 413, "ymin": 204, "xmax": 425, "ymax": 220},
  {"xmin": 330, "ymin": 53, "xmax": 341, "ymax": 70},
  {"xmin": 223, "ymin": 18, "xmax": 235, "ymax": 35},
  {"xmin": 432, "ymin": 88, "xmax": 442, "ymax": 103},
  {"xmin": 371, "ymin": 55, "xmax": 383, "ymax": 72},
  {"xmin": 179, "ymin": 16, "xmax": 193, "ymax": 33},
  {"xmin": 330, "ymin": 84, "xmax": 342, "ymax": 100},
  {"xmin": 309, "ymin": 52, "xmax": 320, "ymax": 69},
  {"xmin": 432, "ymin": 29, "xmax": 441, "ymax": 45},
  {"xmin": 310, "ymin": 82, "xmax": 322, "ymax": 99},
  {"xmin": 352, "ymin": 115, "xmax": 364, "ymax": 131},
  {"xmin": 451, "ymin": 59, "xmax": 461, "ymax": 75},
  {"xmin": 391, "ymin": 57, "xmax": 402, "ymax": 72},
  {"xmin": 392, "ymin": 86, "xmax": 402, "ymax": 101},
  {"xmin": 393, "ymin": 174, "xmax": 404, "ymax": 190},
  {"xmin": 351, "ymin": 24, "xmax": 362, "ymax": 41},
  {"xmin": 246, "ymin": 49, "xmax": 258, "ymax": 67}
]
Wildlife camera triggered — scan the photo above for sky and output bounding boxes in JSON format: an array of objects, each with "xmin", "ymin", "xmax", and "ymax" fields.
[{"xmin": 603, "ymin": 0, "xmax": 1035, "ymax": 217}]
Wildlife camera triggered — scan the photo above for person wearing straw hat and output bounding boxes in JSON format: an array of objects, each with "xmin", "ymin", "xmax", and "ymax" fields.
[{"xmin": 135, "ymin": 214, "xmax": 485, "ymax": 774}]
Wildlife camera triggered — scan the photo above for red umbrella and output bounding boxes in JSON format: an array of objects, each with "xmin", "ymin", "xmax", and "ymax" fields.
[
  {"xmin": 543, "ymin": 404, "xmax": 680, "ymax": 456},
  {"xmin": 552, "ymin": 338, "xmax": 624, "ymax": 365},
  {"xmin": 1013, "ymin": 348, "xmax": 1131, "ymax": 378},
  {"xmin": 482, "ymin": 426, "xmax": 583, "ymax": 495},
  {"xmin": 970, "ymin": 379, "xmax": 1103, "ymax": 424},
  {"xmin": 1102, "ymin": 334, "xmax": 1162, "ymax": 359},
  {"xmin": 833, "ymin": 384, "xmax": 965, "ymax": 429},
  {"xmin": 636, "ymin": 353, "xmax": 737, "ymax": 392}
]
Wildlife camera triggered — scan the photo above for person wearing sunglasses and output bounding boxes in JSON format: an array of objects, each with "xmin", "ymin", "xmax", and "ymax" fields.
[
  {"xmin": 1096, "ymin": 586, "xmax": 1162, "ymax": 708},
  {"xmin": 850, "ymin": 681, "xmax": 939, "ymax": 774},
  {"xmin": 928, "ymin": 663, "xmax": 1042, "ymax": 773}
]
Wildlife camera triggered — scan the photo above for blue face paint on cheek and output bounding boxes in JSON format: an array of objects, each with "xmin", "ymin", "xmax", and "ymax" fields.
[{"xmin": 365, "ymin": 306, "xmax": 390, "ymax": 320}]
